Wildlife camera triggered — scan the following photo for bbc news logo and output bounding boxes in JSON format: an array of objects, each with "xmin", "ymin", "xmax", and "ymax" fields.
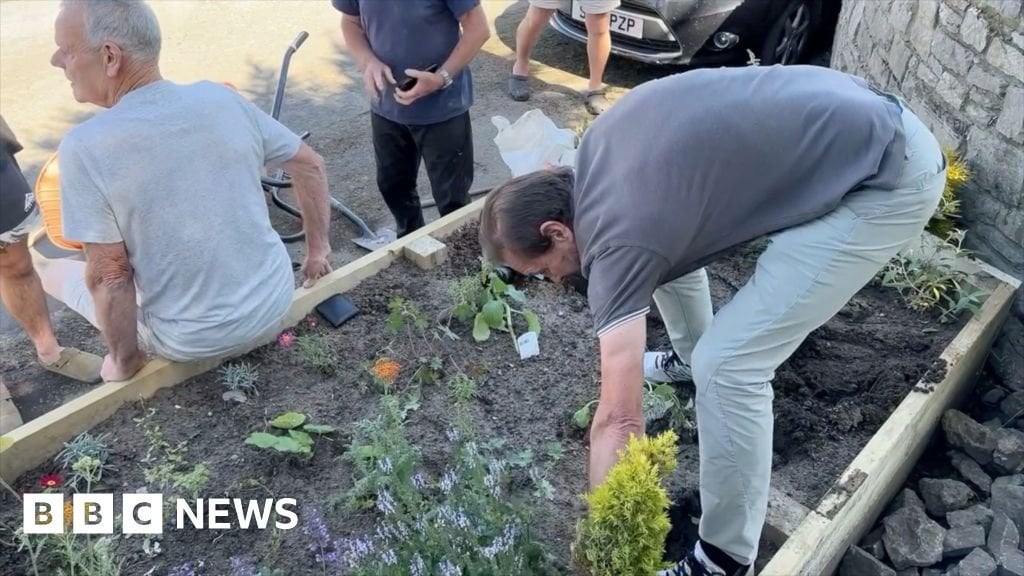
[{"xmin": 24, "ymin": 494, "xmax": 298, "ymax": 534}]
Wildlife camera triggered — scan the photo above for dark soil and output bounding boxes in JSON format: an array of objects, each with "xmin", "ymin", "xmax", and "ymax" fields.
[{"xmin": 0, "ymin": 226, "xmax": 965, "ymax": 576}]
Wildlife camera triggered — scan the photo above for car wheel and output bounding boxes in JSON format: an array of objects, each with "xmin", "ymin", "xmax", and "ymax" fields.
[{"xmin": 760, "ymin": 0, "xmax": 821, "ymax": 65}]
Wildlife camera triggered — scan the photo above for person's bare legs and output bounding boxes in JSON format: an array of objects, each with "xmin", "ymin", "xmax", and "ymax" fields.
[
  {"xmin": 0, "ymin": 239, "xmax": 62, "ymax": 364},
  {"xmin": 584, "ymin": 12, "xmax": 612, "ymax": 92},
  {"xmin": 513, "ymin": 6, "xmax": 555, "ymax": 77},
  {"xmin": 510, "ymin": 5, "xmax": 556, "ymax": 101}
]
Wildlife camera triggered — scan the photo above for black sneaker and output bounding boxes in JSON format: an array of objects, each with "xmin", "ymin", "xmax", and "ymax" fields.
[
  {"xmin": 658, "ymin": 549, "xmax": 751, "ymax": 576},
  {"xmin": 644, "ymin": 350, "xmax": 693, "ymax": 383}
]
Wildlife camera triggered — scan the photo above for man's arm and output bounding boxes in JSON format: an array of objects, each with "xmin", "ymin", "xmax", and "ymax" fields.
[
  {"xmin": 83, "ymin": 242, "xmax": 145, "ymax": 381},
  {"xmin": 340, "ymin": 13, "xmax": 396, "ymax": 100},
  {"xmin": 394, "ymin": 5, "xmax": 491, "ymax": 105},
  {"xmin": 280, "ymin": 142, "xmax": 332, "ymax": 287},
  {"xmin": 588, "ymin": 316, "xmax": 647, "ymax": 489}
]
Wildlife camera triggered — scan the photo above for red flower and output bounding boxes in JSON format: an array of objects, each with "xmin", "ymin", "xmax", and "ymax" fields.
[
  {"xmin": 40, "ymin": 474, "xmax": 62, "ymax": 489},
  {"xmin": 304, "ymin": 315, "xmax": 318, "ymax": 329}
]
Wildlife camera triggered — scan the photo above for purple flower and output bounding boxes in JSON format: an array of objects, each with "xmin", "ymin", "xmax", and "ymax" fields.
[
  {"xmin": 411, "ymin": 472, "xmax": 427, "ymax": 490},
  {"xmin": 378, "ymin": 457, "xmax": 393, "ymax": 474},
  {"xmin": 169, "ymin": 562, "xmax": 197, "ymax": 576},
  {"xmin": 229, "ymin": 556, "xmax": 259, "ymax": 576},
  {"xmin": 438, "ymin": 559, "xmax": 463, "ymax": 576},
  {"xmin": 411, "ymin": 554, "xmax": 427, "ymax": 576},
  {"xmin": 440, "ymin": 470, "xmax": 458, "ymax": 495},
  {"xmin": 301, "ymin": 507, "xmax": 332, "ymax": 553},
  {"xmin": 481, "ymin": 523, "xmax": 518, "ymax": 559},
  {"xmin": 446, "ymin": 428, "xmax": 460, "ymax": 443},
  {"xmin": 438, "ymin": 505, "xmax": 470, "ymax": 530},
  {"xmin": 381, "ymin": 548, "xmax": 397, "ymax": 566},
  {"xmin": 339, "ymin": 535, "xmax": 376, "ymax": 568},
  {"xmin": 376, "ymin": 488, "xmax": 396, "ymax": 516}
]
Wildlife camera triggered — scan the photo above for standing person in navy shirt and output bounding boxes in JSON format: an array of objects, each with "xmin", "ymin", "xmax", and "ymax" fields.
[{"xmin": 333, "ymin": 0, "xmax": 490, "ymax": 237}]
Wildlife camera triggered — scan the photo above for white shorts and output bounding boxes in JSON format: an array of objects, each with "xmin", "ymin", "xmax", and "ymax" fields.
[{"xmin": 530, "ymin": 0, "xmax": 621, "ymax": 14}]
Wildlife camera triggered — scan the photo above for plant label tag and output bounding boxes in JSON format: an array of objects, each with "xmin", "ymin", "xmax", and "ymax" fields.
[{"xmin": 518, "ymin": 331, "xmax": 540, "ymax": 359}]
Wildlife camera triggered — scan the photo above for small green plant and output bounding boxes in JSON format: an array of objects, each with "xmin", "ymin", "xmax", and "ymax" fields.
[
  {"xmin": 411, "ymin": 356, "xmax": 444, "ymax": 386},
  {"xmin": 55, "ymin": 432, "xmax": 115, "ymax": 491},
  {"xmin": 527, "ymin": 441, "xmax": 564, "ymax": 501},
  {"xmin": 134, "ymin": 409, "xmax": 209, "ymax": 500},
  {"xmin": 387, "ymin": 296, "xmax": 429, "ymax": 335},
  {"xmin": 447, "ymin": 373, "xmax": 478, "ymax": 410},
  {"xmin": 245, "ymin": 411, "xmax": 335, "ymax": 456},
  {"xmin": 295, "ymin": 333, "xmax": 337, "ymax": 375},
  {"xmin": 572, "ymin": 431, "xmax": 680, "ymax": 576},
  {"xmin": 927, "ymin": 148, "xmax": 970, "ymax": 240},
  {"xmin": 573, "ymin": 382, "xmax": 695, "ymax": 433},
  {"xmin": 219, "ymin": 361, "xmax": 260, "ymax": 401},
  {"xmin": 881, "ymin": 229, "xmax": 988, "ymax": 323},
  {"xmin": 449, "ymin": 263, "xmax": 541, "ymax": 353}
]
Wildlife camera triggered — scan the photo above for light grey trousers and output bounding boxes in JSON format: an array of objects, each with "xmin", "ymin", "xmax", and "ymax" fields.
[{"xmin": 653, "ymin": 102, "xmax": 947, "ymax": 565}]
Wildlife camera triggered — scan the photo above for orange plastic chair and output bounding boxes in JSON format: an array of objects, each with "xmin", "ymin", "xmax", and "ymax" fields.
[{"xmin": 34, "ymin": 152, "xmax": 83, "ymax": 251}]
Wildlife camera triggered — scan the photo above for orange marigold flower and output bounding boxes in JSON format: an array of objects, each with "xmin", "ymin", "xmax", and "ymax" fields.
[
  {"xmin": 40, "ymin": 474, "xmax": 62, "ymax": 489},
  {"xmin": 371, "ymin": 358, "xmax": 401, "ymax": 383}
]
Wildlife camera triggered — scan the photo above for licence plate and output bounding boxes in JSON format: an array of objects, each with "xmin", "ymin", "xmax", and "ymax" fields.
[{"xmin": 571, "ymin": 1, "xmax": 644, "ymax": 39}]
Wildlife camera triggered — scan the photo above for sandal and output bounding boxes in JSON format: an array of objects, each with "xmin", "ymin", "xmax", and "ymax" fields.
[
  {"xmin": 583, "ymin": 88, "xmax": 612, "ymax": 116},
  {"xmin": 509, "ymin": 68, "xmax": 531, "ymax": 102},
  {"xmin": 40, "ymin": 347, "xmax": 103, "ymax": 384}
]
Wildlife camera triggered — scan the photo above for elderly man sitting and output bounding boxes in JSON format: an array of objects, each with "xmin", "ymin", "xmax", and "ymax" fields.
[{"xmin": 35, "ymin": 0, "xmax": 332, "ymax": 382}]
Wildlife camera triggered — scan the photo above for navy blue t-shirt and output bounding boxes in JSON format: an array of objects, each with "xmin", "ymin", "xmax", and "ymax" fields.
[{"xmin": 332, "ymin": 0, "xmax": 478, "ymax": 125}]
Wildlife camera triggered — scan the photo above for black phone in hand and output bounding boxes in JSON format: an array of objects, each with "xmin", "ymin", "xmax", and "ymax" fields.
[{"xmin": 397, "ymin": 64, "xmax": 439, "ymax": 92}]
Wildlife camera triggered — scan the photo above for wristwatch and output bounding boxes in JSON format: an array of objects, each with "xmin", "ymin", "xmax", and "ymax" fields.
[{"xmin": 438, "ymin": 67, "xmax": 453, "ymax": 90}]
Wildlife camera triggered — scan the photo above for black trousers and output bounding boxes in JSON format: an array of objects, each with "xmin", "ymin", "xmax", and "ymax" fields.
[{"xmin": 371, "ymin": 111, "xmax": 474, "ymax": 237}]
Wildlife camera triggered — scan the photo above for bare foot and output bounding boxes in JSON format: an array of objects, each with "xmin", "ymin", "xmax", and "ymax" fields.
[{"xmin": 100, "ymin": 352, "xmax": 147, "ymax": 382}]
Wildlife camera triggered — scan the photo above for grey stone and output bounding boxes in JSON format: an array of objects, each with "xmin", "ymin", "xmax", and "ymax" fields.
[
  {"xmin": 956, "ymin": 548, "xmax": 998, "ymax": 576},
  {"xmin": 893, "ymin": 0, "xmax": 915, "ymax": 33},
  {"xmin": 912, "ymin": 0, "xmax": 941, "ymax": 57},
  {"xmin": 968, "ymin": 63, "xmax": 1009, "ymax": 95},
  {"xmin": 897, "ymin": 569, "xmax": 921, "ymax": 576},
  {"xmin": 951, "ymin": 451, "xmax": 994, "ymax": 494},
  {"xmin": 841, "ymin": 545, "xmax": 898, "ymax": 576},
  {"xmin": 923, "ymin": 569, "xmax": 945, "ymax": 576},
  {"xmin": 940, "ymin": 1, "xmax": 964, "ymax": 33},
  {"xmin": 938, "ymin": 70, "xmax": 970, "ymax": 107},
  {"xmin": 991, "ymin": 483, "xmax": 1024, "ymax": 540},
  {"xmin": 997, "ymin": 548, "xmax": 1024, "ymax": 576},
  {"xmin": 946, "ymin": 0, "xmax": 968, "ymax": 11},
  {"xmin": 991, "ymin": 318, "xmax": 1024, "ymax": 394},
  {"xmin": 891, "ymin": 38, "xmax": 914, "ymax": 80},
  {"xmin": 987, "ymin": 39, "xmax": 1024, "ymax": 81},
  {"xmin": 961, "ymin": 6, "xmax": 991, "ymax": 51},
  {"xmin": 884, "ymin": 506, "xmax": 947, "ymax": 570},
  {"xmin": 997, "ymin": 86, "xmax": 1024, "ymax": 144},
  {"xmin": 966, "ymin": 127, "xmax": 1024, "ymax": 208},
  {"xmin": 994, "ymin": 428, "xmax": 1024, "ymax": 474},
  {"xmin": 989, "ymin": 512, "xmax": 1021, "ymax": 560},
  {"xmin": 921, "ymin": 478, "xmax": 977, "ymax": 516},
  {"xmin": 945, "ymin": 524, "xmax": 988, "ymax": 558},
  {"xmin": 966, "ymin": 100, "xmax": 999, "ymax": 127},
  {"xmin": 861, "ymin": 526, "xmax": 889, "ymax": 560},
  {"xmin": 1013, "ymin": 31, "xmax": 1024, "ymax": 52},
  {"xmin": 892, "ymin": 488, "xmax": 930, "ymax": 514},
  {"xmin": 945, "ymin": 410, "xmax": 999, "ymax": 466},
  {"xmin": 993, "ymin": 475, "xmax": 1024, "ymax": 488},
  {"xmin": 948, "ymin": 504, "xmax": 995, "ymax": 533},
  {"xmin": 979, "ymin": 0, "xmax": 1021, "ymax": 19},
  {"xmin": 933, "ymin": 31, "xmax": 975, "ymax": 75},
  {"xmin": 987, "ymin": 389, "xmax": 1011, "ymax": 407},
  {"xmin": 990, "ymin": 420, "xmax": 1010, "ymax": 431},
  {"xmin": 1004, "ymin": 393, "xmax": 1024, "ymax": 421}
]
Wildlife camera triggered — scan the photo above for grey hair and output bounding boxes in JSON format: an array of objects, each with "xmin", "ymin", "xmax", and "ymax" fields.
[{"xmin": 63, "ymin": 0, "xmax": 161, "ymax": 60}]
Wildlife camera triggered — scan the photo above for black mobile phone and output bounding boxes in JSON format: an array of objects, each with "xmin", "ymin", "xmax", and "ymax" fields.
[
  {"xmin": 315, "ymin": 294, "xmax": 359, "ymax": 328},
  {"xmin": 398, "ymin": 64, "xmax": 440, "ymax": 92}
]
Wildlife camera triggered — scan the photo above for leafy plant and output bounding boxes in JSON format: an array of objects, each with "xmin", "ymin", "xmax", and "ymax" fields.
[
  {"xmin": 55, "ymin": 432, "xmax": 116, "ymax": 491},
  {"xmin": 572, "ymin": 431, "xmax": 680, "ymax": 576},
  {"xmin": 573, "ymin": 382, "xmax": 695, "ymax": 434},
  {"xmin": 245, "ymin": 411, "xmax": 335, "ymax": 456},
  {"xmin": 219, "ymin": 361, "xmax": 260, "ymax": 401},
  {"xmin": 927, "ymin": 148, "xmax": 970, "ymax": 240},
  {"xmin": 447, "ymin": 373, "xmax": 478, "ymax": 411},
  {"xmin": 133, "ymin": 409, "xmax": 209, "ymax": 500},
  {"xmin": 387, "ymin": 296, "xmax": 429, "ymax": 335},
  {"xmin": 332, "ymin": 396, "xmax": 559, "ymax": 574},
  {"xmin": 295, "ymin": 333, "xmax": 337, "ymax": 376},
  {"xmin": 449, "ymin": 263, "xmax": 541, "ymax": 353},
  {"xmin": 881, "ymin": 229, "xmax": 988, "ymax": 323},
  {"xmin": 412, "ymin": 356, "xmax": 444, "ymax": 386}
]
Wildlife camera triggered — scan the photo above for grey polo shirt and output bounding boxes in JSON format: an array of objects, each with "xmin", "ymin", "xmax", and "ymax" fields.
[{"xmin": 573, "ymin": 65, "xmax": 907, "ymax": 336}]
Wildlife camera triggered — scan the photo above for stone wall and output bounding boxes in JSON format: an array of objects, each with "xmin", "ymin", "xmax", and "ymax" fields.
[{"xmin": 831, "ymin": 0, "xmax": 1023, "ymax": 389}]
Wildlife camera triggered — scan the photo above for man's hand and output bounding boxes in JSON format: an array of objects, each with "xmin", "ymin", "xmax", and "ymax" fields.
[
  {"xmin": 302, "ymin": 250, "xmax": 332, "ymax": 288},
  {"xmin": 394, "ymin": 68, "xmax": 444, "ymax": 106},
  {"xmin": 100, "ymin": 350, "xmax": 146, "ymax": 382},
  {"xmin": 588, "ymin": 316, "xmax": 647, "ymax": 489},
  {"xmin": 363, "ymin": 59, "xmax": 396, "ymax": 102}
]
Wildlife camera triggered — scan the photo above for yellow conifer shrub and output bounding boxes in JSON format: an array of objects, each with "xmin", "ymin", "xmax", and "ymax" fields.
[
  {"xmin": 928, "ymin": 148, "xmax": 970, "ymax": 239},
  {"xmin": 572, "ymin": 430, "xmax": 680, "ymax": 576}
]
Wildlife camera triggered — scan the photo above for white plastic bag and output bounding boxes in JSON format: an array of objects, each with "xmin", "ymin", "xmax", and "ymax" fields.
[{"xmin": 491, "ymin": 109, "xmax": 578, "ymax": 177}]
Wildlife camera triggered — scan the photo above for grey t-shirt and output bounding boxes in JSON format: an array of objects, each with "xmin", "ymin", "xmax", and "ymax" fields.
[
  {"xmin": 573, "ymin": 65, "xmax": 907, "ymax": 336},
  {"xmin": 58, "ymin": 80, "xmax": 299, "ymax": 360},
  {"xmin": 332, "ymin": 0, "xmax": 478, "ymax": 125}
]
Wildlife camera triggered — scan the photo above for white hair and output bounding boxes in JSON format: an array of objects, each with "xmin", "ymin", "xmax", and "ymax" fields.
[{"xmin": 63, "ymin": 0, "xmax": 161, "ymax": 61}]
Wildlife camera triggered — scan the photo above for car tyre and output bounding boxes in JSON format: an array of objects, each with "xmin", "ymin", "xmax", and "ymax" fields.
[{"xmin": 759, "ymin": 0, "xmax": 821, "ymax": 65}]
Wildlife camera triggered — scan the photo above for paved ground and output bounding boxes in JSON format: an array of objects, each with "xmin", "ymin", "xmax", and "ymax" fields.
[{"xmin": 0, "ymin": 0, "xmax": 677, "ymax": 423}]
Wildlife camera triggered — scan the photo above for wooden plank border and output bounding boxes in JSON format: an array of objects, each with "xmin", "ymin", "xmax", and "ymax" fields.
[
  {"xmin": 760, "ymin": 279, "xmax": 1018, "ymax": 575},
  {"xmin": 0, "ymin": 197, "xmax": 489, "ymax": 484}
]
